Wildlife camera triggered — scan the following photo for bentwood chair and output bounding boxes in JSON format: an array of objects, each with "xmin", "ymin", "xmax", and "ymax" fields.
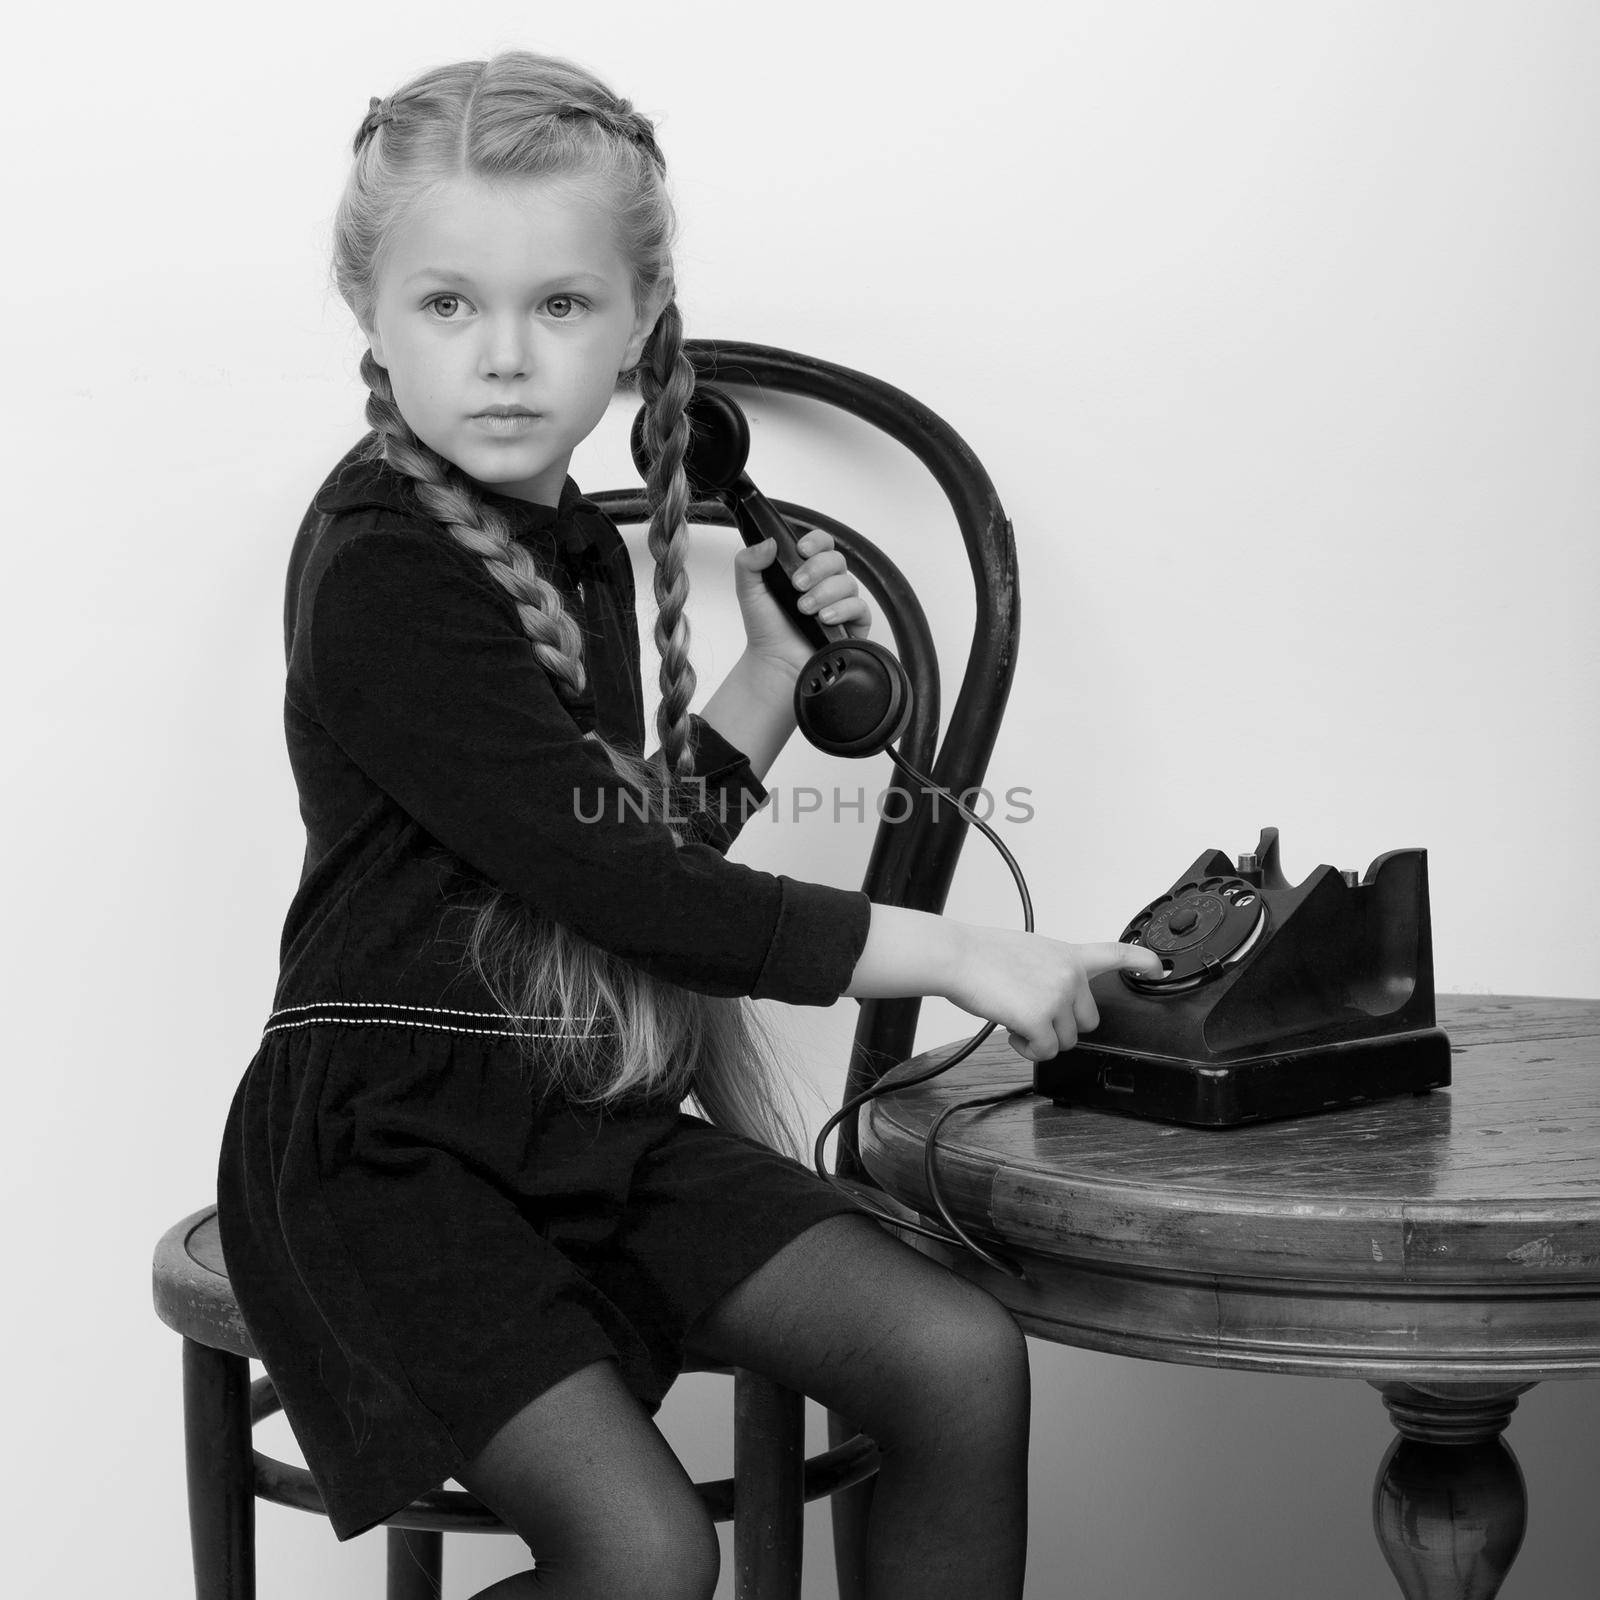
[{"xmin": 151, "ymin": 339, "xmax": 1022, "ymax": 1600}]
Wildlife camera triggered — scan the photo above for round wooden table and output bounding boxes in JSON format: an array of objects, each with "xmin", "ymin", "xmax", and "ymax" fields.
[{"xmin": 858, "ymin": 995, "xmax": 1600, "ymax": 1600}]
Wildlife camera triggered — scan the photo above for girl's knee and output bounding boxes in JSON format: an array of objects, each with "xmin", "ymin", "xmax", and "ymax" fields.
[
  {"xmin": 536, "ymin": 1496, "xmax": 719, "ymax": 1600},
  {"xmin": 483, "ymin": 1482, "xmax": 718, "ymax": 1600},
  {"xmin": 455, "ymin": 1361, "xmax": 720, "ymax": 1600},
  {"xmin": 868, "ymin": 1278, "xmax": 1030, "ymax": 1453},
  {"xmin": 920, "ymin": 1279, "xmax": 1028, "ymax": 1399}
]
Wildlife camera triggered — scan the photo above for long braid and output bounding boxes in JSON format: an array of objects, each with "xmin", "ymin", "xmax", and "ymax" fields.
[
  {"xmin": 360, "ymin": 350, "xmax": 591, "ymax": 707},
  {"xmin": 636, "ymin": 300, "xmax": 699, "ymax": 782}
]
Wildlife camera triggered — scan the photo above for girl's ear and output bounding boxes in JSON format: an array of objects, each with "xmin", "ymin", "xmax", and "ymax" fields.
[
  {"xmin": 363, "ymin": 320, "xmax": 389, "ymax": 368},
  {"xmin": 621, "ymin": 284, "xmax": 670, "ymax": 372}
]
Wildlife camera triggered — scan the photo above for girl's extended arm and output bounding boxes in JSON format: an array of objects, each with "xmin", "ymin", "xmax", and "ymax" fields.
[{"xmin": 844, "ymin": 902, "xmax": 1164, "ymax": 1060}]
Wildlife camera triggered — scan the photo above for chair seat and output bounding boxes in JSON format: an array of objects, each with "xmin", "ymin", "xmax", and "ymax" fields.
[
  {"xmin": 152, "ymin": 1206, "xmax": 258, "ymax": 1360},
  {"xmin": 152, "ymin": 1204, "xmax": 745, "ymax": 1377}
]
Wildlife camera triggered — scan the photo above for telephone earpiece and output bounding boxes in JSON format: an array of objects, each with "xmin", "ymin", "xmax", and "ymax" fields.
[{"xmin": 630, "ymin": 385, "xmax": 912, "ymax": 759}]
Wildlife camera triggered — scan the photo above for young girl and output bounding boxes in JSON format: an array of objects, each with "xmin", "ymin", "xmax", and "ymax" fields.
[{"xmin": 217, "ymin": 49, "xmax": 1159, "ymax": 1600}]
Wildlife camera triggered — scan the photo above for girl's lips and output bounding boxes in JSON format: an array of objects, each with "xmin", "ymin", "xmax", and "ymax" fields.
[{"xmin": 472, "ymin": 412, "xmax": 542, "ymax": 433}]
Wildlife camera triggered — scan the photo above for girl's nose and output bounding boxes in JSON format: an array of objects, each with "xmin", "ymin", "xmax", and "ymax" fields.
[{"xmin": 479, "ymin": 317, "xmax": 531, "ymax": 381}]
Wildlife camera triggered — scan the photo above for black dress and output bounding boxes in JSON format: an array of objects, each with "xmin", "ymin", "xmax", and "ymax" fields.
[{"xmin": 216, "ymin": 438, "xmax": 873, "ymax": 1541}]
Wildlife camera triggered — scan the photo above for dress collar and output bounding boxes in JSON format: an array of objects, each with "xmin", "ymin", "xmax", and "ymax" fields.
[{"xmin": 312, "ymin": 435, "xmax": 607, "ymax": 571}]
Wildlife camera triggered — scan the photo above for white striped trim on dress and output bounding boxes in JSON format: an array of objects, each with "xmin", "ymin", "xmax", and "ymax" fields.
[{"xmin": 262, "ymin": 999, "xmax": 616, "ymax": 1041}]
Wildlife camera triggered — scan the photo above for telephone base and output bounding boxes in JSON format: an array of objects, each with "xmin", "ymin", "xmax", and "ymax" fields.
[{"xmin": 1034, "ymin": 1027, "xmax": 1453, "ymax": 1129}]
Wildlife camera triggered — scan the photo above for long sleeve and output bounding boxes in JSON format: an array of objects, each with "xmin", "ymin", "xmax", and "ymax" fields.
[
  {"xmin": 307, "ymin": 529, "xmax": 870, "ymax": 1004},
  {"xmin": 645, "ymin": 715, "xmax": 771, "ymax": 857}
]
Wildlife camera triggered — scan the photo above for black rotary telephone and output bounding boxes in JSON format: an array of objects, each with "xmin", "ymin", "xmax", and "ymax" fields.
[{"xmin": 1033, "ymin": 826, "xmax": 1451, "ymax": 1126}]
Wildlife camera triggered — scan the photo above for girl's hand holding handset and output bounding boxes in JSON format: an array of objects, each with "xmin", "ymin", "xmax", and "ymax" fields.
[
  {"xmin": 696, "ymin": 527, "xmax": 876, "ymax": 772},
  {"xmin": 734, "ymin": 528, "xmax": 871, "ymax": 674}
]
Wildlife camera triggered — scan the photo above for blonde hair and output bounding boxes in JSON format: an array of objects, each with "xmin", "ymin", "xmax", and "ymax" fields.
[{"xmin": 331, "ymin": 51, "xmax": 801, "ymax": 1155}]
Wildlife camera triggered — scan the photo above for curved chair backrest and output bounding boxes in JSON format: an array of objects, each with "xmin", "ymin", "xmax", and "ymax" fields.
[{"xmin": 590, "ymin": 340, "xmax": 1020, "ymax": 1174}]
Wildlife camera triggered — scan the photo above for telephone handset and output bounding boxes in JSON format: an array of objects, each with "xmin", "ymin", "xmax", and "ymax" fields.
[{"xmin": 629, "ymin": 386, "xmax": 912, "ymax": 757}]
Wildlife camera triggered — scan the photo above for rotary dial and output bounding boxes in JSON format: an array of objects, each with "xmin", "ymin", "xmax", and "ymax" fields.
[{"xmin": 1120, "ymin": 876, "xmax": 1266, "ymax": 991}]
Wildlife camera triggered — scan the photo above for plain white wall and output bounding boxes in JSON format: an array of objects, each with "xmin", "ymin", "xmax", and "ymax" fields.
[{"xmin": 5, "ymin": 1, "xmax": 1597, "ymax": 1596}]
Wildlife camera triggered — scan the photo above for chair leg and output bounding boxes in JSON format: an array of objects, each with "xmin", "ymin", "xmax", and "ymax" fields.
[
  {"xmin": 733, "ymin": 1368, "xmax": 804, "ymax": 1600},
  {"xmin": 181, "ymin": 1339, "xmax": 256, "ymax": 1600},
  {"xmin": 827, "ymin": 1407, "xmax": 874, "ymax": 1600},
  {"xmin": 386, "ymin": 1528, "xmax": 443, "ymax": 1600}
]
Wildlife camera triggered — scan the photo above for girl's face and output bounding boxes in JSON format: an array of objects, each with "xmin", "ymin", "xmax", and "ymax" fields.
[{"xmin": 365, "ymin": 175, "xmax": 662, "ymax": 506}]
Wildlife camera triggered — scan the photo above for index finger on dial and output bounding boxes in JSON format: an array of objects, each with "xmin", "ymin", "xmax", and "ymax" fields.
[{"xmin": 1078, "ymin": 941, "xmax": 1165, "ymax": 980}]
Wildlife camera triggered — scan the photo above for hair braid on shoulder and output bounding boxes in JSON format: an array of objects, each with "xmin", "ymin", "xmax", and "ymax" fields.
[
  {"xmin": 359, "ymin": 351, "xmax": 589, "ymax": 704},
  {"xmin": 636, "ymin": 301, "xmax": 699, "ymax": 783}
]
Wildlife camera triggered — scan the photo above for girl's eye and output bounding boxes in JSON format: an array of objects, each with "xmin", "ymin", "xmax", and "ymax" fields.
[
  {"xmin": 546, "ymin": 295, "xmax": 585, "ymax": 319},
  {"xmin": 425, "ymin": 294, "xmax": 463, "ymax": 320}
]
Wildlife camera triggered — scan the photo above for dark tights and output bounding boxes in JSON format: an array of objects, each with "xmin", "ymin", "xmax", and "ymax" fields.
[{"xmin": 456, "ymin": 1213, "xmax": 1030, "ymax": 1599}]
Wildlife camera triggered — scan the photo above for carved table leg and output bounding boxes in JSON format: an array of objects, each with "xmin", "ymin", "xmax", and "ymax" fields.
[{"xmin": 1370, "ymin": 1381, "xmax": 1536, "ymax": 1600}]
